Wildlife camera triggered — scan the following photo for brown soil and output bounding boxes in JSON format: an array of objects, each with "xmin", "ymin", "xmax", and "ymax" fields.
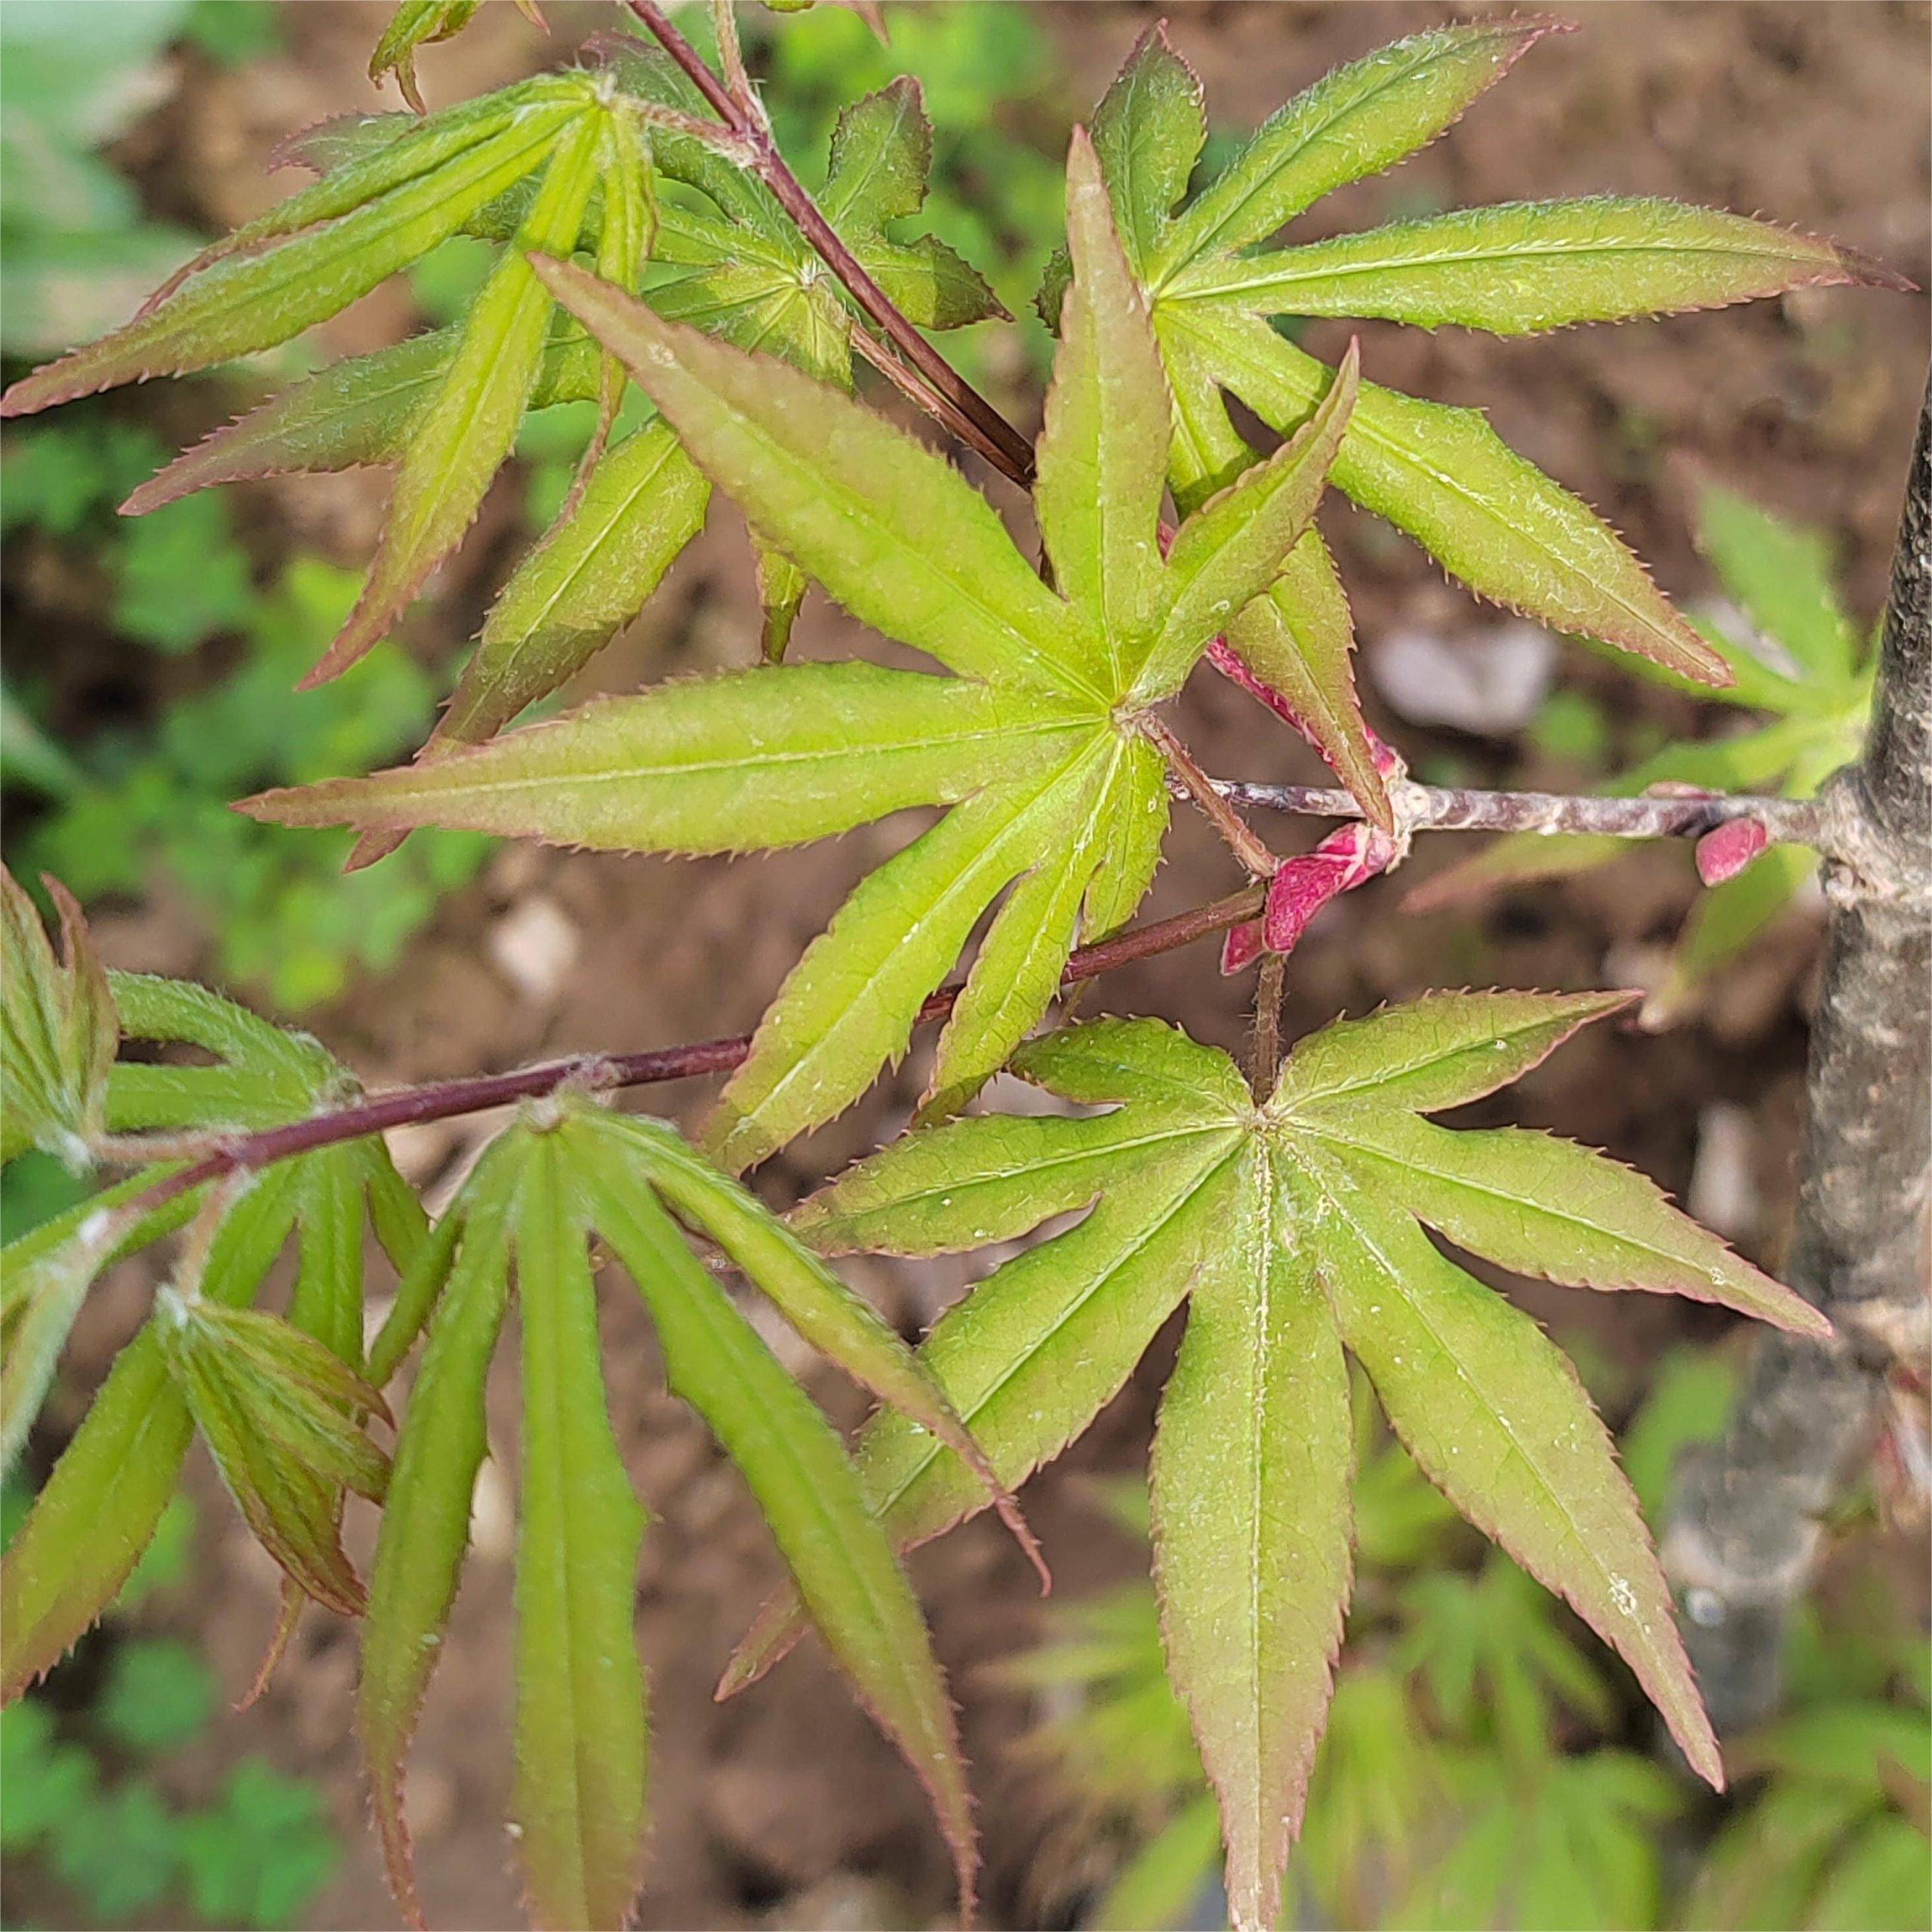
[{"xmin": 12, "ymin": 5, "xmax": 1929, "ymax": 1929}]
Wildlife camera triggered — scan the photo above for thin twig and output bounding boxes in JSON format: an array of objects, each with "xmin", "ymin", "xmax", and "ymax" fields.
[
  {"xmin": 112, "ymin": 888, "xmax": 1266, "ymax": 1217},
  {"xmin": 622, "ymin": 0, "xmax": 1037, "ymax": 485},
  {"xmin": 1145, "ymin": 717, "xmax": 1281, "ymax": 877},
  {"xmin": 1217, "ymin": 778, "xmax": 1826, "ymax": 848},
  {"xmin": 1247, "ymin": 952, "xmax": 1287, "ymax": 1100},
  {"xmin": 845, "ymin": 325, "xmax": 1023, "ymax": 482}
]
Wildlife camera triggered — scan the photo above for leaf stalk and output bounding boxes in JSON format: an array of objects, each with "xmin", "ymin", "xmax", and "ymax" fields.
[
  {"xmin": 621, "ymin": 0, "xmax": 1037, "ymax": 483},
  {"xmin": 111, "ymin": 888, "xmax": 1266, "ymax": 1218}
]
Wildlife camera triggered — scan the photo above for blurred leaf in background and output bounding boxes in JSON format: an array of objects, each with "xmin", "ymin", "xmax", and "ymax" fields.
[
  {"xmin": 1414, "ymin": 484, "xmax": 1877, "ymax": 1027},
  {"xmin": 0, "ymin": 1476, "xmax": 342, "ymax": 1930},
  {"xmin": 8, "ymin": 551, "xmax": 488, "ymax": 1011},
  {"xmin": 179, "ymin": 1760, "xmax": 343, "ymax": 1930},
  {"xmin": 1007, "ymin": 1349, "xmax": 1930, "ymax": 1932},
  {"xmin": 0, "ymin": 0, "xmax": 202, "ymax": 355}
]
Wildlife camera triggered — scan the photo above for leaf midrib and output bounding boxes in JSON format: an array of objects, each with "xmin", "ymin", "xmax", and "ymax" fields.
[
  {"xmin": 867, "ymin": 1134, "xmax": 1245, "ymax": 1525},
  {"xmin": 815, "ymin": 1115, "xmax": 1235, "ymax": 1250},
  {"xmin": 1305, "ymin": 1113, "xmax": 1706, "ymax": 1283},
  {"xmin": 365, "ymin": 707, "xmax": 1094, "ymax": 802},
  {"xmin": 1297, "ymin": 1146, "xmax": 1629, "ymax": 1638},
  {"xmin": 1186, "ymin": 232, "xmax": 1826, "ymax": 305}
]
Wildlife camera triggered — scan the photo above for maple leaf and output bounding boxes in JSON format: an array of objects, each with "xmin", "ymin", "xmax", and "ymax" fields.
[
  {"xmin": 246, "ymin": 131, "xmax": 1358, "ymax": 1170},
  {"xmin": 1411, "ymin": 480, "xmax": 1878, "ymax": 1025},
  {"xmin": 4, "ymin": 40, "xmax": 1001, "ymax": 761},
  {"xmin": 729, "ymin": 992, "xmax": 1826, "ymax": 1931},
  {"xmin": 1048, "ymin": 20, "xmax": 1908, "ymax": 807},
  {"xmin": 354, "ymin": 1098, "xmax": 998, "ymax": 1930}
]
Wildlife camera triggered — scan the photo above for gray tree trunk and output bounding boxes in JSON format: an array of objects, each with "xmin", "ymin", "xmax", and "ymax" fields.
[{"xmin": 1663, "ymin": 368, "xmax": 1932, "ymax": 1734}]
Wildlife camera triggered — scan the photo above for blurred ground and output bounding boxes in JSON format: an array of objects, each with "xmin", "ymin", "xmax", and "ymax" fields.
[{"xmin": 9, "ymin": 3, "xmax": 1930, "ymax": 1927}]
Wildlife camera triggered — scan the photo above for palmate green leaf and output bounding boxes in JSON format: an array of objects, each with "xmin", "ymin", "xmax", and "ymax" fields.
[
  {"xmin": 1167, "ymin": 198, "xmax": 1882, "ymax": 334},
  {"xmin": 1054, "ymin": 19, "xmax": 1903, "ymax": 691},
  {"xmin": 737, "ymin": 994, "xmax": 1823, "ymax": 1929},
  {"xmin": 1161, "ymin": 300, "xmax": 1726, "ymax": 685},
  {"xmin": 251, "ymin": 140, "xmax": 1347, "ymax": 1168},
  {"xmin": 359, "ymin": 1097, "xmax": 1014, "ymax": 1926},
  {"xmin": 0, "ymin": 78, "xmax": 588, "ymax": 417}
]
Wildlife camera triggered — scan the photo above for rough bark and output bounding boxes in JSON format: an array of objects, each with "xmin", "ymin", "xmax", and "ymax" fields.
[{"xmin": 1664, "ymin": 368, "xmax": 1932, "ymax": 1734}]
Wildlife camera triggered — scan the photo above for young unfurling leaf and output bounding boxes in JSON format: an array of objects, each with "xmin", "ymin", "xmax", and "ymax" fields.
[
  {"xmin": 246, "ymin": 133, "xmax": 1352, "ymax": 1168},
  {"xmin": 737, "ymin": 995, "xmax": 1824, "ymax": 1929},
  {"xmin": 156, "ymin": 1296, "xmax": 390, "ymax": 1616},
  {"xmin": 1, "ymin": 972, "xmax": 424, "ymax": 1695},
  {"xmin": 1056, "ymin": 19, "xmax": 1904, "ymax": 700},
  {"xmin": 2, "ymin": 867, "xmax": 118, "ymax": 1170}
]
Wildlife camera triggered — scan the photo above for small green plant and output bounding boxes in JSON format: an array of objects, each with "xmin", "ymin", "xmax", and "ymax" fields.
[
  {"xmin": 1009, "ymin": 1357, "xmax": 1930, "ymax": 1932},
  {"xmin": 1414, "ymin": 481, "xmax": 1879, "ymax": 1026},
  {"xmin": 0, "ymin": 1482, "xmax": 342, "ymax": 1930},
  {"xmin": 3, "ymin": 518, "xmax": 488, "ymax": 1011},
  {"xmin": 0, "ymin": 6, "xmax": 1918, "ymax": 1930}
]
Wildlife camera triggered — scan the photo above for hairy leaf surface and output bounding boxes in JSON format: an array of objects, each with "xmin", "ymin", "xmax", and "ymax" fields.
[
  {"xmin": 1054, "ymin": 19, "xmax": 1900, "ymax": 694},
  {"xmin": 250, "ymin": 138, "xmax": 1349, "ymax": 1168},
  {"xmin": 737, "ymin": 994, "xmax": 1822, "ymax": 1927},
  {"xmin": 2, "ymin": 974, "xmax": 423, "ymax": 1678}
]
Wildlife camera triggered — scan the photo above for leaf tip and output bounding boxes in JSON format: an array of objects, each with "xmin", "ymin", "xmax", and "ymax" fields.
[{"xmin": 1827, "ymin": 239, "xmax": 1918, "ymax": 295}]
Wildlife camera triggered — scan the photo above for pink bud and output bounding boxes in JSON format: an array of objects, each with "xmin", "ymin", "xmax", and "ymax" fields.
[
  {"xmin": 1261, "ymin": 822, "xmax": 1400, "ymax": 955},
  {"xmin": 1220, "ymin": 918, "xmax": 1266, "ymax": 976},
  {"xmin": 1696, "ymin": 817, "xmax": 1770, "ymax": 887}
]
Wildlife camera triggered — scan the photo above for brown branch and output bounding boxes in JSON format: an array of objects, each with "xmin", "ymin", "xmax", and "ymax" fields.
[
  {"xmin": 1664, "ymin": 365, "xmax": 1932, "ymax": 1735},
  {"xmin": 1218, "ymin": 778, "xmax": 1827, "ymax": 849},
  {"xmin": 621, "ymin": 0, "xmax": 1036, "ymax": 486},
  {"xmin": 118, "ymin": 887, "xmax": 1265, "ymax": 1217}
]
